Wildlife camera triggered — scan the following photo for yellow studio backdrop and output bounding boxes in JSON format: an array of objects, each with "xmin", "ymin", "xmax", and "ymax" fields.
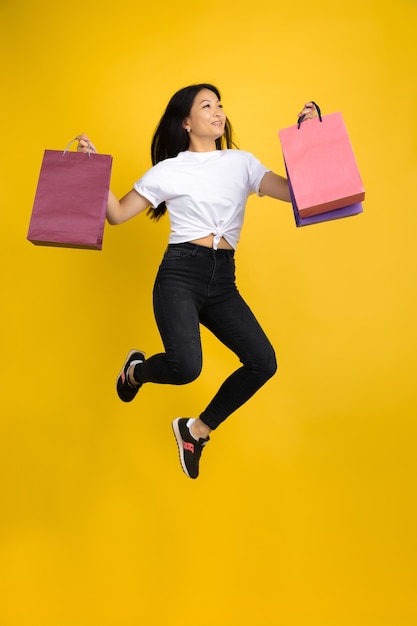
[{"xmin": 0, "ymin": 0, "xmax": 416, "ymax": 624}]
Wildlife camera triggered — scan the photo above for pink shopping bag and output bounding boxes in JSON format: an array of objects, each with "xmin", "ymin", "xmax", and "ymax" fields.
[
  {"xmin": 27, "ymin": 140, "xmax": 112, "ymax": 250},
  {"xmin": 279, "ymin": 105, "xmax": 365, "ymax": 219},
  {"xmin": 287, "ymin": 166, "xmax": 363, "ymax": 227}
]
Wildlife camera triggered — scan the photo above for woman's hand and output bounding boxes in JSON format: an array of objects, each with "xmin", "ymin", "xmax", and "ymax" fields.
[
  {"xmin": 74, "ymin": 134, "xmax": 151, "ymax": 223},
  {"xmin": 297, "ymin": 102, "xmax": 317, "ymax": 121},
  {"xmin": 76, "ymin": 134, "xmax": 97, "ymax": 154}
]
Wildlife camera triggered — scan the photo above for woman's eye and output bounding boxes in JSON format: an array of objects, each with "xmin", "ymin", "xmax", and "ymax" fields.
[{"xmin": 202, "ymin": 102, "xmax": 223, "ymax": 109}]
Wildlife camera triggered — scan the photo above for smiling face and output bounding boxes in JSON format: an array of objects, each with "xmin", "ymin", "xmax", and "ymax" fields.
[{"xmin": 183, "ymin": 88, "xmax": 227, "ymax": 152}]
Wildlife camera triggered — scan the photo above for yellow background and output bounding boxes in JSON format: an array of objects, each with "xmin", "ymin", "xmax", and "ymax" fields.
[{"xmin": 1, "ymin": 0, "xmax": 416, "ymax": 624}]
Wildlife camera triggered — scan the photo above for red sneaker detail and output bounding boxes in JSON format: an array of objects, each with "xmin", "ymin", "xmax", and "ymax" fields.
[{"xmin": 183, "ymin": 441, "xmax": 194, "ymax": 453}]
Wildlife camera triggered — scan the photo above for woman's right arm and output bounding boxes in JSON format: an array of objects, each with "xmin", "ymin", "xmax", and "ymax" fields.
[
  {"xmin": 106, "ymin": 189, "xmax": 150, "ymax": 225},
  {"xmin": 77, "ymin": 134, "xmax": 150, "ymax": 225}
]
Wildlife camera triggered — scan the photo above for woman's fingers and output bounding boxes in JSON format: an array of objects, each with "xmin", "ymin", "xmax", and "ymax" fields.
[
  {"xmin": 76, "ymin": 135, "xmax": 89, "ymax": 153},
  {"xmin": 298, "ymin": 102, "xmax": 316, "ymax": 120},
  {"xmin": 76, "ymin": 134, "xmax": 97, "ymax": 153}
]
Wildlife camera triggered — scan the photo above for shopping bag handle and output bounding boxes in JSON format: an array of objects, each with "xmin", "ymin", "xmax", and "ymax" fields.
[
  {"xmin": 63, "ymin": 137, "xmax": 98, "ymax": 157},
  {"xmin": 297, "ymin": 101, "xmax": 322, "ymax": 129}
]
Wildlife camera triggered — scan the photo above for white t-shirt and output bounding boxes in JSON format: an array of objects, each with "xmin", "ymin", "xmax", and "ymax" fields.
[{"xmin": 134, "ymin": 149, "xmax": 271, "ymax": 250}]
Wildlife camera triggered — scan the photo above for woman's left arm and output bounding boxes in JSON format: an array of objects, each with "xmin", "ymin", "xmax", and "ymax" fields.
[
  {"xmin": 259, "ymin": 101, "xmax": 317, "ymax": 203},
  {"xmin": 259, "ymin": 171, "xmax": 291, "ymax": 202}
]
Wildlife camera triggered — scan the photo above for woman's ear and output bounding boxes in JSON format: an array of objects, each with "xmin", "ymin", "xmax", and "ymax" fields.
[{"xmin": 183, "ymin": 118, "xmax": 191, "ymax": 132}]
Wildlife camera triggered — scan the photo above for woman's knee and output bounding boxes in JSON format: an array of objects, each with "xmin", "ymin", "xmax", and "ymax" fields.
[
  {"xmin": 241, "ymin": 349, "xmax": 277, "ymax": 386},
  {"xmin": 262, "ymin": 349, "xmax": 278, "ymax": 381},
  {"xmin": 169, "ymin": 357, "xmax": 202, "ymax": 385},
  {"xmin": 254, "ymin": 346, "xmax": 277, "ymax": 383}
]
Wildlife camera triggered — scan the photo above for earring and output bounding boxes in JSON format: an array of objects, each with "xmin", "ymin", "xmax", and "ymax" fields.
[{"xmin": 186, "ymin": 128, "xmax": 191, "ymax": 133}]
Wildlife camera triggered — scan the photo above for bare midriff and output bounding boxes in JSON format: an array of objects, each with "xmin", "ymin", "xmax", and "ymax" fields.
[{"xmin": 189, "ymin": 234, "xmax": 233, "ymax": 250}]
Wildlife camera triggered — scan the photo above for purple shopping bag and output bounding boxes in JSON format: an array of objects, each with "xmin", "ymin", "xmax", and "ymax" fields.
[{"xmin": 27, "ymin": 141, "xmax": 112, "ymax": 250}]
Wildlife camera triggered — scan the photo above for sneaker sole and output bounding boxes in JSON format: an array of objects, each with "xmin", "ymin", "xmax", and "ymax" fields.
[
  {"xmin": 116, "ymin": 348, "xmax": 146, "ymax": 390},
  {"xmin": 172, "ymin": 418, "xmax": 192, "ymax": 478}
]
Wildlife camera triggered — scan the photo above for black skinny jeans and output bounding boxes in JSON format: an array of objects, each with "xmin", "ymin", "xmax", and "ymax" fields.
[{"xmin": 133, "ymin": 243, "xmax": 277, "ymax": 430}]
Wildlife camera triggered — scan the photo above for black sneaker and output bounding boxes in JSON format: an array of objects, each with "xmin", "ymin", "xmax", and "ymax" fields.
[
  {"xmin": 116, "ymin": 349, "xmax": 145, "ymax": 402},
  {"xmin": 172, "ymin": 418, "xmax": 209, "ymax": 479}
]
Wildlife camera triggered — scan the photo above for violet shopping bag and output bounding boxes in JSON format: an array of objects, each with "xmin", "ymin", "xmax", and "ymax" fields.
[
  {"xmin": 279, "ymin": 103, "xmax": 365, "ymax": 219},
  {"xmin": 285, "ymin": 163, "xmax": 363, "ymax": 227},
  {"xmin": 27, "ymin": 139, "xmax": 112, "ymax": 250}
]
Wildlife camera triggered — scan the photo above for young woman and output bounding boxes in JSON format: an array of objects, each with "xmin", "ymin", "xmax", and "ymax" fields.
[{"xmin": 77, "ymin": 84, "xmax": 315, "ymax": 479}]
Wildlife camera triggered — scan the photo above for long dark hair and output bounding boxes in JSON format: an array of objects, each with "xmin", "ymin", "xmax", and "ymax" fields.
[{"xmin": 148, "ymin": 83, "xmax": 236, "ymax": 220}]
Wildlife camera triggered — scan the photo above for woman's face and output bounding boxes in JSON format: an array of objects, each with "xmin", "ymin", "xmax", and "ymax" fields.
[{"xmin": 183, "ymin": 88, "xmax": 226, "ymax": 150}]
